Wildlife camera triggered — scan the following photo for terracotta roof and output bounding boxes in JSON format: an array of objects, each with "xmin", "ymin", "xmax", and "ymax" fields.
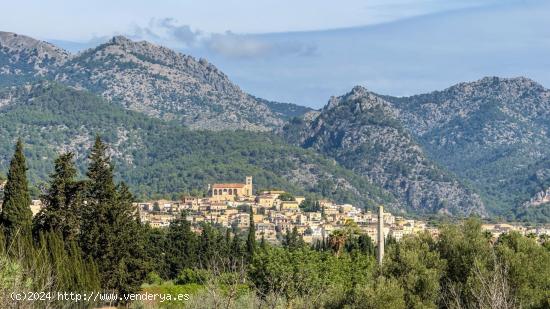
[{"xmin": 212, "ymin": 183, "xmax": 246, "ymax": 189}]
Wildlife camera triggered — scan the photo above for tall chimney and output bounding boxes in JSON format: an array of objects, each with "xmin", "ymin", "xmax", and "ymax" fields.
[{"xmin": 377, "ymin": 205, "xmax": 384, "ymax": 265}]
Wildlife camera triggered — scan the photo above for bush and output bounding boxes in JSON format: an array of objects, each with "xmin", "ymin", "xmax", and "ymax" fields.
[
  {"xmin": 175, "ymin": 268, "xmax": 210, "ymax": 285},
  {"xmin": 145, "ymin": 271, "xmax": 163, "ymax": 285}
]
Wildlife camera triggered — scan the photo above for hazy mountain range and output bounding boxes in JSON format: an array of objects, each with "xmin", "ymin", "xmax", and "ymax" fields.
[{"xmin": 1, "ymin": 31, "xmax": 549, "ymax": 222}]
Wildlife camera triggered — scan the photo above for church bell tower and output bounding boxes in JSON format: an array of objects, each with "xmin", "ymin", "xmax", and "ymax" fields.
[{"xmin": 245, "ymin": 176, "xmax": 253, "ymax": 196}]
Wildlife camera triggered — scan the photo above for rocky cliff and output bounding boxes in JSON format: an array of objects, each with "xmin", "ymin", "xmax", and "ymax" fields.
[
  {"xmin": 384, "ymin": 77, "xmax": 550, "ymax": 219},
  {"xmin": 284, "ymin": 86, "xmax": 485, "ymax": 215}
]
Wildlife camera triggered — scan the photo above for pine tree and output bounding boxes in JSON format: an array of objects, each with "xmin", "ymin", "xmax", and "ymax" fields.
[
  {"xmin": 0, "ymin": 139, "xmax": 32, "ymax": 244},
  {"xmin": 33, "ymin": 153, "xmax": 84, "ymax": 241},
  {"xmin": 246, "ymin": 206, "xmax": 256, "ymax": 260}
]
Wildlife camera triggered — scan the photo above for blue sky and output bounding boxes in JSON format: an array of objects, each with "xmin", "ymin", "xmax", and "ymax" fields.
[{"xmin": 1, "ymin": 0, "xmax": 549, "ymax": 107}]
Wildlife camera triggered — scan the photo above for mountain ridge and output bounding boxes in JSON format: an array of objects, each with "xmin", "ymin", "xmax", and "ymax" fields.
[
  {"xmin": 1, "ymin": 31, "xmax": 312, "ymax": 130},
  {"xmin": 373, "ymin": 76, "xmax": 550, "ymax": 221},
  {"xmin": 283, "ymin": 85, "xmax": 486, "ymax": 216}
]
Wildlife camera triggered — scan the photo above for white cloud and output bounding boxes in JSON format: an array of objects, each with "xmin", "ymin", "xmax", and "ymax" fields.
[
  {"xmin": 129, "ymin": 20, "xmax": 318, "ymax": 59},
  {"xmin": 206, "ymin": 32, "xmax": 271, "ymax": 58}
]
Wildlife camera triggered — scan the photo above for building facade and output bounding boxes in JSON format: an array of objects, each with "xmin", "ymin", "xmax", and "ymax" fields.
[{"xmin": 210, "ymin": 176, "xmax": 253, "ymax": 202}]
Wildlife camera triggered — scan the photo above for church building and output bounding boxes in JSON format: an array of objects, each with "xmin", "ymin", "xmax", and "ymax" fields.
[{"xmin": 210, "ymin": 176, "xmax": 253, "ymax": 202}]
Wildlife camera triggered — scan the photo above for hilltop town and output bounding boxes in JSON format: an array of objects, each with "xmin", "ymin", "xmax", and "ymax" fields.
[
  {"xmin": 132, "ymin": 177, "xmax": 550, "ymax": 243},
  {"xmin": 1, "ymin": 176, "xmax": 548, "ymax": 243}
]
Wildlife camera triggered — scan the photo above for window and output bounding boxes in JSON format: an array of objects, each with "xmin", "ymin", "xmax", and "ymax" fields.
[{"xmin": 213, "ymin": 189, "xmax": 218, "ymax": 195}]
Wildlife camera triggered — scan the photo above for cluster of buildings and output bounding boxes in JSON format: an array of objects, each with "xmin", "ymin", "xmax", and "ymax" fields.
[
  {"xmin": 1, "ymin": 176, "xmax": 549, "ymax": 243},
  {"xmin": 136, "ymin": 177, "xmax": 550, "ymax": 243},
  {"xmin": 481, "ymin": 223, "xmax": 550, "ymax": 240},
  {"xmin": 136, "ymin": 176, "xmax": 439, "ymax": 244}
]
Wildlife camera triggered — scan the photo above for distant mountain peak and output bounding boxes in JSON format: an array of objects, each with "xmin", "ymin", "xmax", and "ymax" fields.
[
  {"xmin": 48, "ymin": 33, "xmax": 292, "ymax": 130},
  {"xmin": 110, "ymin": 35, "xmax": 134, "ymax": 45},
  {"xmin": 442, "ymin": 76, "xmax": 546, "ymax": 97},
  {"xmin": 478, "ymin": 76, "xmax": 537, "ymax": 84},
  {"xmin": 382, "ymin": 76, "xmax": 550, "ymax": 221},
  {"xmin": 0, "ymin": 31, "xmax": 312, "ymax": 131},
  {"xmin": 284, "ymin": 85, "xmax": 486, "ymax": 215},
  {"xmin": 0, "ymin": 31, "xmax": 69, "ymax": 58},
  {"xmin": 0, "ymin": 31, "xmax": 69, "ymax": 76},
  {"xmin": 350, "ymin": 85, "xmax": 368, "ymax": 93},
  {"xmin": 325, "ymin": 85, "xmax": 391, "ymax": 113}
]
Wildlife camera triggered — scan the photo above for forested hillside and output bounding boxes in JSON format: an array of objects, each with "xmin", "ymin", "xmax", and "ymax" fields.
[{"xmin": 0, "ymin": 82, "xmax": 391, "ymax": 208}]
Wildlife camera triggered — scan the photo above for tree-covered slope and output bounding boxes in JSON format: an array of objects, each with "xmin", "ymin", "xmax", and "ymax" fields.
[
  {"xmin": 0, "ymin": 82, "xmax": 391, "ymax": 208},
  {"xmin": 283, "ymin": 86, "xmax": 484, "ymax": 216}
]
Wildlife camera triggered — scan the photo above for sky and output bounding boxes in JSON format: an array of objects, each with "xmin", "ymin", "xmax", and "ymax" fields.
[{"xmin": 1, "ymin": 0, "xmax": 549, "ymax": 107}]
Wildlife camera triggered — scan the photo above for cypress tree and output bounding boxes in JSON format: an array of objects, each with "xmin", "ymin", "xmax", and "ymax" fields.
[
  {"xmin": 246, "ymin": 206, "xmax": 256, "ymax": 260},
  {"xmin": 33, "ymin": 153, "xmax": 83, "ymax": 241},
  {"xmin": 108, "ymin": 182, "xmax": 148, "ymax": 296},
  {"xmin": 282, "ymin": 226, "xmax": 303, "ymax": 250},
  {"xmin": 143, "ymin": 224, "xmax": 168, "ymax": 279},
  {"xmin": 223, "ymin": 228, "xmax": 232, "ymax": 256},
  {"xmin": 80, "ymin": 136, "xmax": 115, "ymax": 262},
  {"xmin": 230, "ymin": 230, "xmax": 243, "ymax": 262},
  {"xmin": 260, "ymin": 233, "xmax": 266, "ymax": 250},
  {"xmin": 80, "ymin": 136, "xmax": 147, "ymax": 298},
  {"xmin": 165, "ymin": 212, "xmax": 197, "ymax": 278},
  {"xmin": 0, "ymin": 139, "xmax": 32, "ymax": 244},
  {"xmin": 198, "ymin": 224, "xmax": 217, "ymax": 267},
  {"xmin": 38, "ymin": 231, "xmax": 101, "ymax": 294}
]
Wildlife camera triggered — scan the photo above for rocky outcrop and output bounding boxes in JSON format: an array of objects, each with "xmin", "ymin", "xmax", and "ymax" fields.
[
  {"xmin": 384, "ymin": 77, "xmax": 550, "ymax": 215},
  {"xmin": 0, "ymin": 31, "xmax": 69, "ymax": 84},
  {"xmin": 523, "ymin": 187, "xmax": 550, "ymax": 208},
  {"xmin": 284, "ymin": 86, "xmax": 485, "ymax": 215}
]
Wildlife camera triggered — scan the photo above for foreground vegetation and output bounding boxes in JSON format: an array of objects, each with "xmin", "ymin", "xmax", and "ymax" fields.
[{"xmin": 0, "ymin": 139, "xmax": 549, "ymax": 308}]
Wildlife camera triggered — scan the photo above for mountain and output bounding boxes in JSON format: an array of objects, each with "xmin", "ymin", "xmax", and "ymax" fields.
[
  {"xmin": 283, "ymin": 86, "xmax": 485, "ymax": 216},
  {"xmin": 3, "ymin": 32, "xmax": 550, "ymax": 220},
  {"xmin": 384, "ymin": 77, "xmax": 550, "ymax": 221},
  {"xmin": 0, "ymin": 31, "xmax": 69, "ymax": 86},
  {"xmin": 254, "ymin": 97, "xmax": 314, "ymax": 120},
  {"xmin": 1, "ymin": 32, "xmax": 311, "ymax": 131},
  {"xmin": 0, "ymin": 82, "xmax": 391, "ymax": 208}
]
